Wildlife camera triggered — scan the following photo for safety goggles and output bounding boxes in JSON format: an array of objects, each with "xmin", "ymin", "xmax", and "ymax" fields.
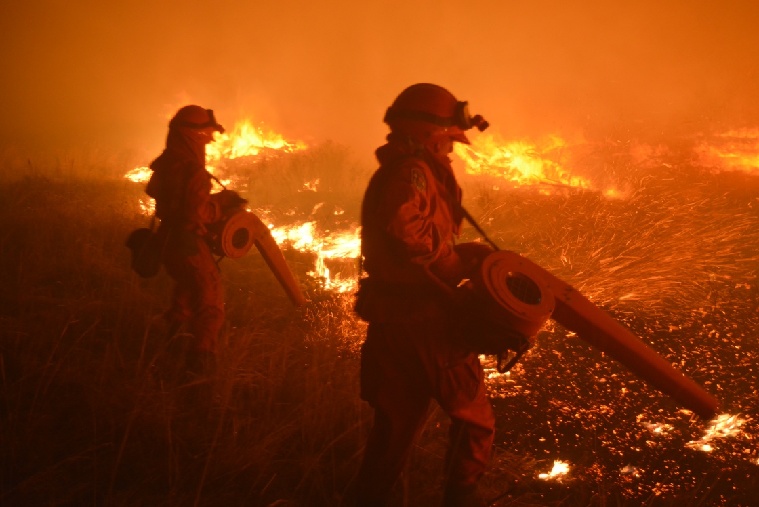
[{"xmin": 384, "ymin": 101, "xmax": 489, "ymax": 133}]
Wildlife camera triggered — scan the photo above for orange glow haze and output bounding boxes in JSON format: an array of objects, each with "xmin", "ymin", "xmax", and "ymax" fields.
[{"xmin": 2, "ymin": 1, "xmax": 759, "ymax": 165}]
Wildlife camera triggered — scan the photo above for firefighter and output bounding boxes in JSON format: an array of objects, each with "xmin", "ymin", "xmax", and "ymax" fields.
[
  {"xmin": 146, "ymin": 105, "xmax": 241, "ymax": 376},
  {"xmin": 354, "ymin": 83, "xmax": 493, "ymax": 507}
]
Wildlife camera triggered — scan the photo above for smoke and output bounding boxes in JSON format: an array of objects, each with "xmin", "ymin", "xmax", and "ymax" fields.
[{"xmin": 2, "ymin": 0, "xmax": 758, "ymax": 165}]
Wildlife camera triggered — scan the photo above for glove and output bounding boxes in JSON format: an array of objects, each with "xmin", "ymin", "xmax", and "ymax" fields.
[{"xmin": 428, "ymin": 242, "xmax": 493, "ymax": 290}]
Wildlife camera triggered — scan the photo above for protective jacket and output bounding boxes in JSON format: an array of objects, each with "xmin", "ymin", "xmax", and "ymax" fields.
[
  {"xmin": 356, "ymin": 137, "xmax": 466, "ymax": 322},
  {"xmin": 354, "ymin": 137, "xmax": 495, "ymax": 505},
  {"xmin": 147, "ymin": 153, "xmax": 221, "ymax": 240}
]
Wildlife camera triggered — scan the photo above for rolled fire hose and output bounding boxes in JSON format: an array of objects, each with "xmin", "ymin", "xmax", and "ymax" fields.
[
  {"xmin": 471, "ymin": 249, "xmax": 719, "ymax": 420},
  {"xmin": 211, "ymin": 210, "xmax": 307, "ymax": 307},
  {"xmin": 473, "ymin": 251, "xmax": 556, "ymax": 338}
]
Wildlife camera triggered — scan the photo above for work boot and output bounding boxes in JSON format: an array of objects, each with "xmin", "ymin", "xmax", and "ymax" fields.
[{"xmin": 442, "ymin": 482, "xmax": 486, "ymax": 507}]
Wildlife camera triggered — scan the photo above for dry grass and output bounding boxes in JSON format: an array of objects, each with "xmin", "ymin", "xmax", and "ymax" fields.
[
  {"xmin": 1, "ymin": 143, "xmax": 755, "ymax": 506},
  {"xmin": 0, "ymin": 149, "xmax": 459, "ymax": 506},
  {"xmin": 0, "ymin": 160, "xmax": 369, "ymax": 506}
]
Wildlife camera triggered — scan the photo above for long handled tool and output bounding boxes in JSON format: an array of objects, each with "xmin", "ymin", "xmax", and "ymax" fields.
[
  {"xmin": 209, "ymin": 209, "xmax": 307, "ymax": 307},
  {"xmin": 462, "ymin": 208, "xmax": 719, "ymax": 419}
]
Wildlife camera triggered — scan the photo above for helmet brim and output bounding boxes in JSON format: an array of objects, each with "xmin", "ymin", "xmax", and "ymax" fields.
[{"xmin": 450, "ymin": 129, "xmax": 470, "ymax": 144}]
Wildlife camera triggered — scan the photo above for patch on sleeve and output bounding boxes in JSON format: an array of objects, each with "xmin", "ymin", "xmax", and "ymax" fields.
[{"xmin": 410, "ymin": 168, "xmax": 427, "ymax": 193}]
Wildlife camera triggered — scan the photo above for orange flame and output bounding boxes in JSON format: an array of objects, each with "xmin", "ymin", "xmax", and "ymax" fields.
[
  {"xmin": 454, "ymin": 133, "xmax": 593, "ymax": 192},
  {"xmin": 269, "ymin": 221, "xmax": 361, "ymax": 293},
  {"xmin": 123, "ymin": 118, "xmax": 307, "ymax": 184},
  {"xmin": 206, "ymin": 119, "xmax": 307, "ymax": 163},
  {"xmin": 694, "ymin": 128, "xmax": 759, "ymax": 174},
  {"xmin": 124, "ymin": 166, "xmax": 152, "ymax": 183}
]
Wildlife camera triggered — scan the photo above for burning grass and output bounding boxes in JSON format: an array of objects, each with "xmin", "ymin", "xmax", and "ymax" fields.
[{"xmin": 1, "ymin": 136, "xmax": 759, "ymax": 506}]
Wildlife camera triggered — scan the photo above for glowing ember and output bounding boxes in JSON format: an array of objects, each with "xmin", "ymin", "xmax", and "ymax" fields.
[
  {"xmin": 137, "ymin": 197, "xmax": 155, "ymax": 215},
  {"xmin": 302, "ymin": 178, "xmax": 320, "ymax": 192},
  {"xmin": 641, "ymin": 421, "xmax": 675, "ymax": 437},
  {"xmin": 619, "ymin": 465, "xmax": 641, "ymax": 478},
  {"xmin": 538, "ymin": 460, "xmax": 570, "ymax": 480},
  {"xmin": 685, "ymin": 413, "xmax": 746, "ymax": 452}
]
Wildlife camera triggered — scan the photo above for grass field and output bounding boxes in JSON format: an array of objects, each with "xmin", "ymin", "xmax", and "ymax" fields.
[{"xmin": 1, "ymin": 141, "xmax": 757, "ymax": 506}]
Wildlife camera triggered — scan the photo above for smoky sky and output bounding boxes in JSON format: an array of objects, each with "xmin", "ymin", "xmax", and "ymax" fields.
[{"xmin": 2, "ymin": 0, "xmax": 759, "ymax": 163}]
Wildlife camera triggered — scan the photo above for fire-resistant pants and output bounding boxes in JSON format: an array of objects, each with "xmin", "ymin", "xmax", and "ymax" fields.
[
  {"xmin": 355, "ymin": 318, "xmax": 495, "ymax": 506},
  {"xmin": 163, "ymin": 239, "xmax": 224, "ymax": 353}
]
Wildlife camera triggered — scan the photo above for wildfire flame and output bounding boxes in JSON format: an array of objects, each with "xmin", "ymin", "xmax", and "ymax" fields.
[
  {"xmin": 124, "ymin": 116, "xmax": 366, "ymax": 293},
  {"xmin": 125, "ymin": 118, "xmax": 759, "ymax": 296},
  {"xmin": 124, "ymin": 166, "xmax": 152, "ymax": 183},
  {"xmin": 206, "ymin": 119, "xmax": 307, "ymax": 163},
  {"xmin": 123, "ymin": 118, "xmax": 307, "ymax": 184},
  {"xmin": 454, "ymin": 133, "xmax": 595, "ymax": 193},
  {"xmin": 642, "ymin": 421, "xmax": 675, "ymax": 437},
  {"xmin": 268, "ymin": 220, "xmax": 362, "ymax": 293},
  {"xmin": 694, "ymin": 128, "xmax": 759, "ymax": 174}
]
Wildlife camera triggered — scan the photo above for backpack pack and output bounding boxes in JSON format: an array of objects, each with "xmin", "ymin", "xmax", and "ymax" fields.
[{"xmin": 125, "ymin": 225, "xmax": 164, "ymax": 278}]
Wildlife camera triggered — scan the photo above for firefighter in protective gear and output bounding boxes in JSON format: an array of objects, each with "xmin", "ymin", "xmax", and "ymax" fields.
[
  {"xmin": 146, "ymin": 105, "xmax": 234, "ymax": 374},
  {"xmin": 353, "ymin": 84, "xmax": 493, "ymax": 507}
]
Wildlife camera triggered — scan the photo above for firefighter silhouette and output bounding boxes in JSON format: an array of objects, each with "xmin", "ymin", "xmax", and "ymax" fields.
[
  {"xmin": 146, "ymin": 105, "xmax": 242, "ymax": 375},
  {"xmin": 354, "ymin": 84, "xmax": 495, "ymax": 507}
]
